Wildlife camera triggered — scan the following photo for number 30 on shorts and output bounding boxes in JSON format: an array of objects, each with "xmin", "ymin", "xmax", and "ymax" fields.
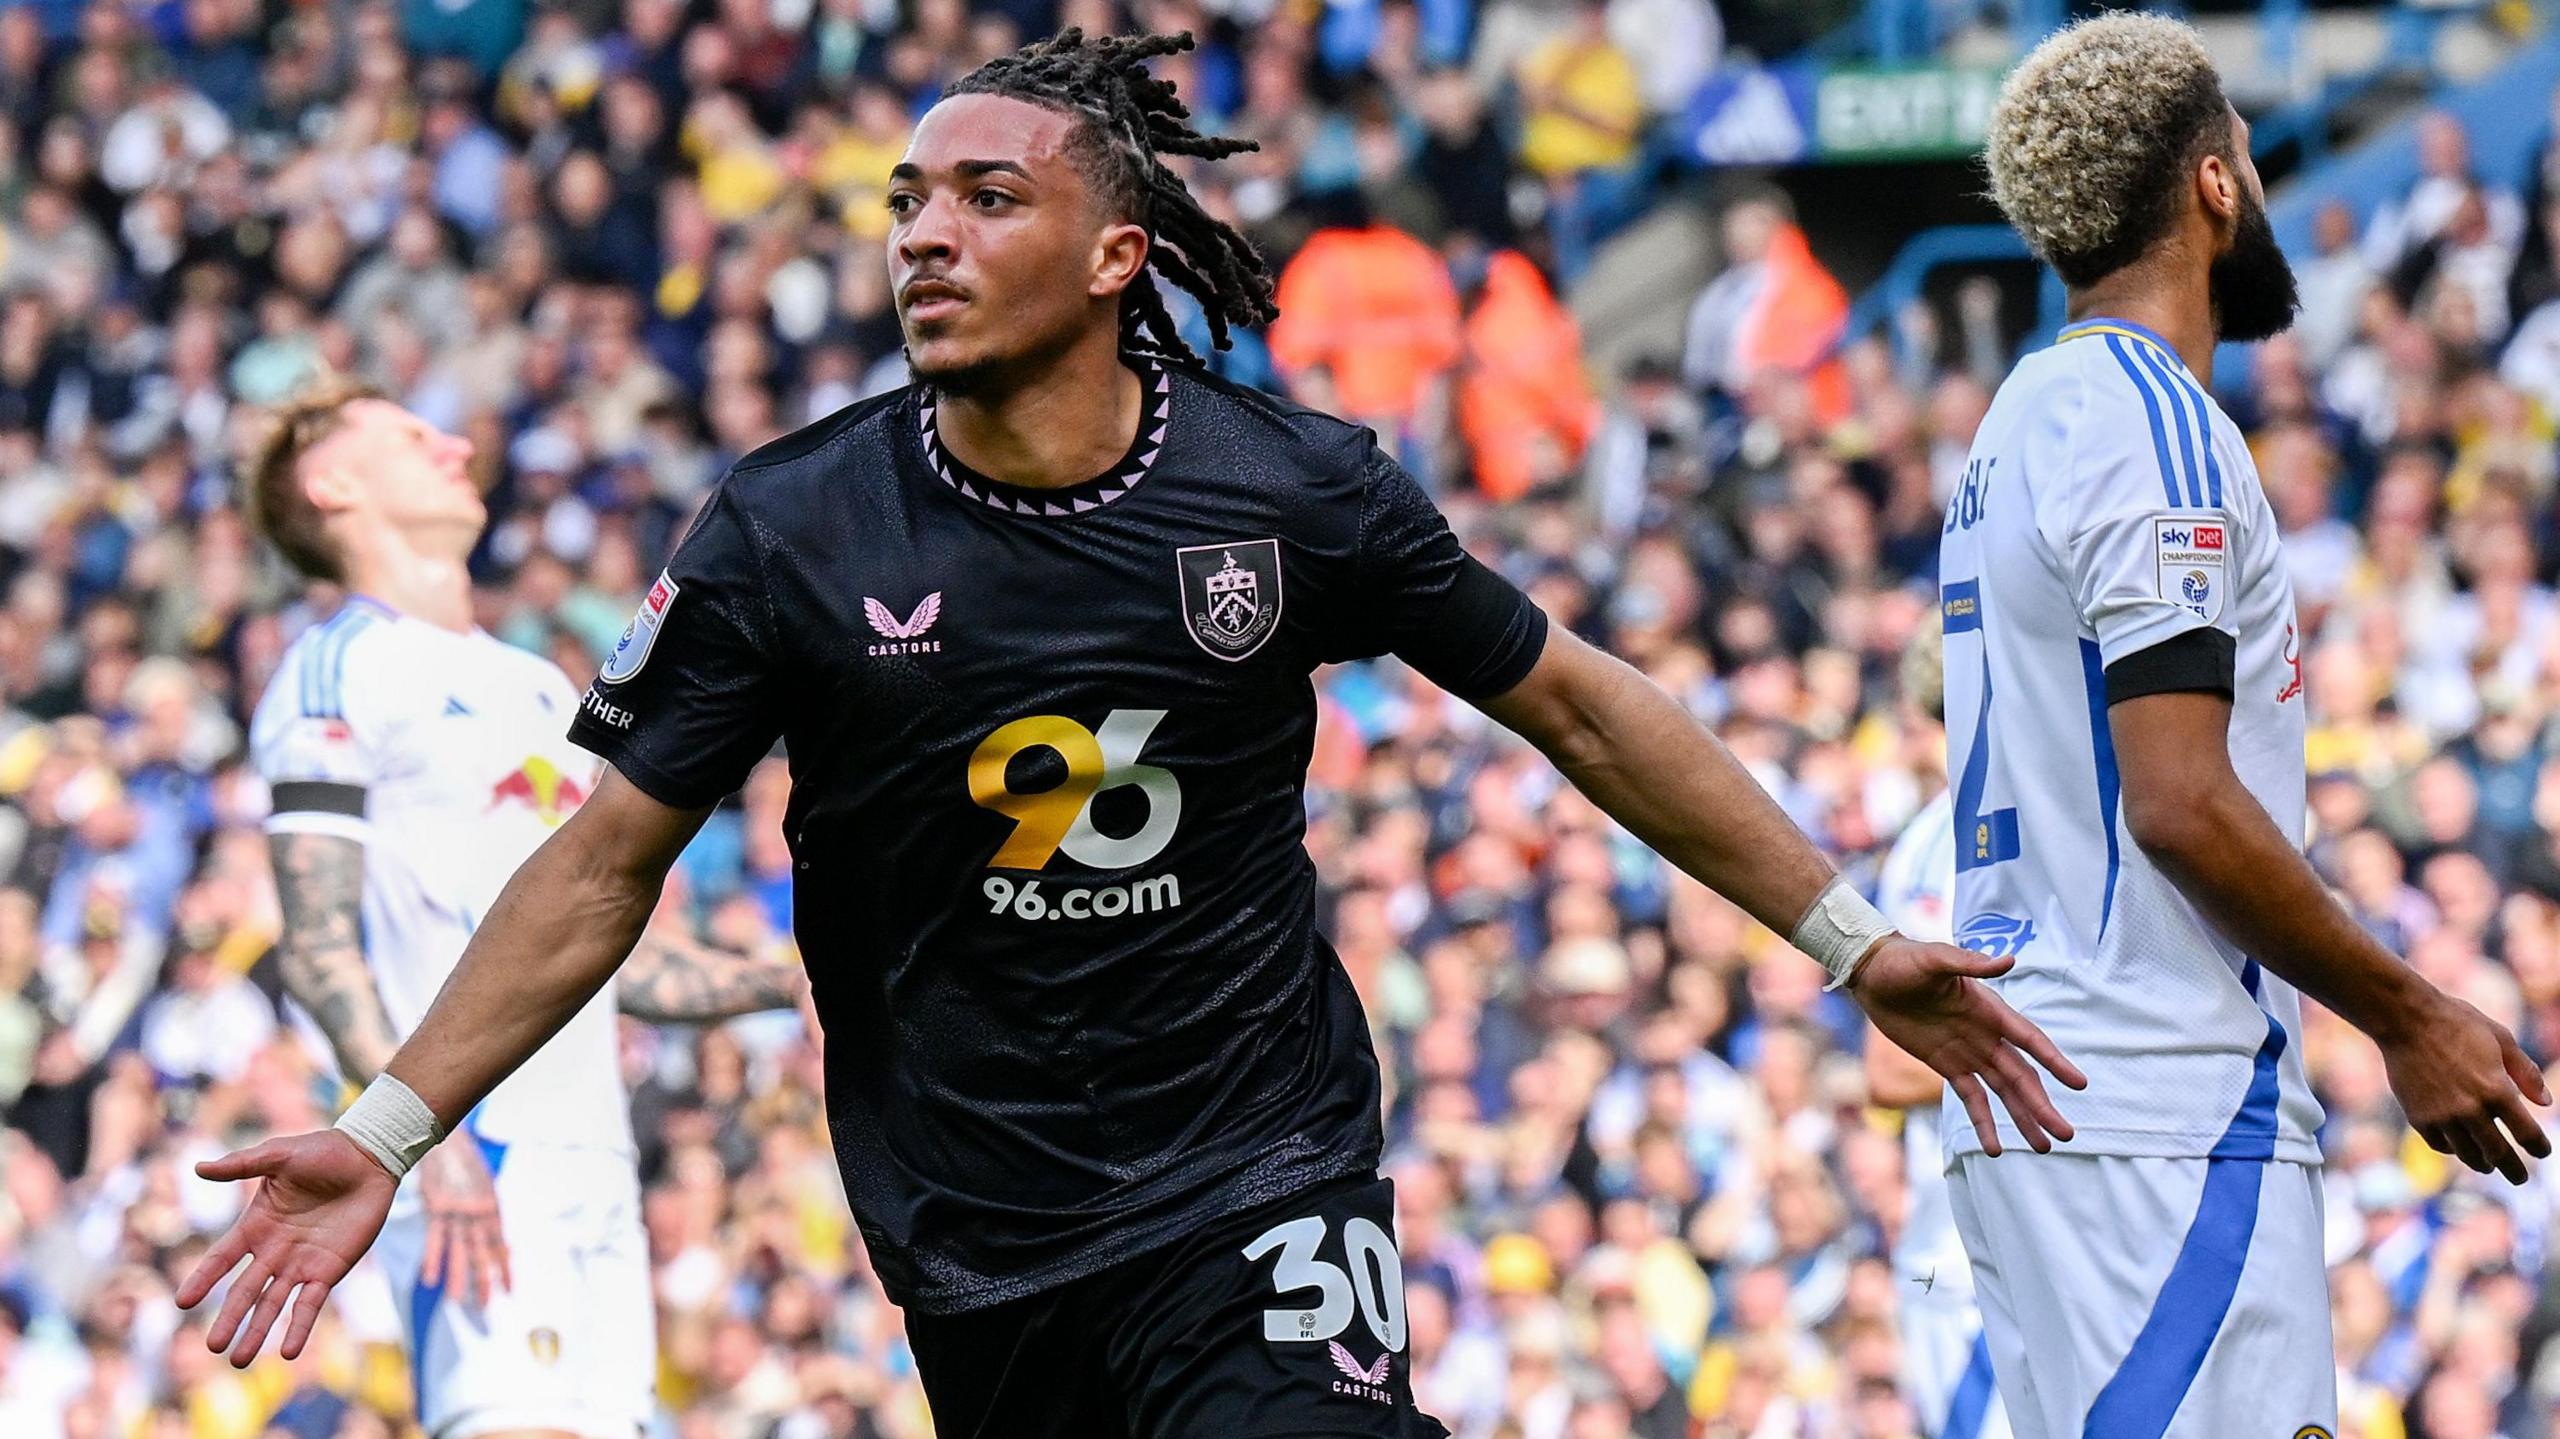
[{"xmin": 1241, "ymin": 1214, "xmax": 1408, "ymax": 1351}]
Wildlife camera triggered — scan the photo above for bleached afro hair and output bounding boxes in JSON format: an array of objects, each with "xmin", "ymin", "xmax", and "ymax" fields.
[{"xmin": 1985, "ymin": 13, "xmax": 2234, "ymax": 288}]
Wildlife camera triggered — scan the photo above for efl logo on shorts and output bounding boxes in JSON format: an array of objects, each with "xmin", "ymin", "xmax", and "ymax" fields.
[{"xmin": 2294, "ymin": 1428, "xmax": 2334, "ymax": 1439}]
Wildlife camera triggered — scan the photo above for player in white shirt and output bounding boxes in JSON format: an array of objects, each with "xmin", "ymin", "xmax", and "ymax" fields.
[
  {"xmin": 1867, "ymin": 626, "xmax": 2008, "ymax": 1439},
  {"xmin": 1947, "ymin": 17, "xmax": 2549, "ymax": 1438},
  {"xmin": 237, "ymin": 387, "xmax": 805, "ymax": 1439}
]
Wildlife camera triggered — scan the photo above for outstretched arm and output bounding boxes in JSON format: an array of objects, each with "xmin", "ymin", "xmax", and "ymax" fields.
[
  {"xmin": 267, "ymin": 832, "xmax": 401, "ymax": 1084},
  {"xmin": 1478, "ymin": 627, "xmax": 2085, "ymax": 1151},
  {"xmin": 617, "ymin": 926, "xmax": 806, "ymax": 1024},
  {"xmin": 2112, "ymin": 690, "xmax": 2551, "ymax": 1181},
  {"xmin": 1479, "ymin": 631, "xmax": 1834, "ymax": 930},
  {"xmin": 180, "ymin": 765, "xmax": 712, "ymax": 1364}
]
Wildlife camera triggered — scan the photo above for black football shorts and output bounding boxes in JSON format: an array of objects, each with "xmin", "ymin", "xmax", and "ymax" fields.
[{"xmin": 904, "ymin": 1175, "xmax": 1450, "ymax": 1438}]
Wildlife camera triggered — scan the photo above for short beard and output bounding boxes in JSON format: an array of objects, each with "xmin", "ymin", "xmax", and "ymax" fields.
[
  {"xmin": 903, "ymin": 319, "xmax": 1085, "ymax": 398},
  {"xmin": 905, "ymin": 345, "xmax": 1007, "ymax": 397},
  {"xmin": 2209, "ymin": 186, "xmax": 2299, "ymax": 343}
]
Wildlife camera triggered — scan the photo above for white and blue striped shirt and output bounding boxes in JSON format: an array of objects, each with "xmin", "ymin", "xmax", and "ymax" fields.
[{"xmin": 1935, "ymin": 317, "xmax": 2322, "ymax": 1166}]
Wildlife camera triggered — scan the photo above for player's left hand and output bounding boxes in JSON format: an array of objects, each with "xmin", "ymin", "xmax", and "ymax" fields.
[
  {"xmin": 2382, "ymin": 992, "xmax": 2552, "ymax": 1185},
  {"xmin": 417, "ymin": 1137, "xmax": 510, "ymax": 1307},
  {"xmin": 1850, "ymin": 937, "xmax": 2089, "ymax": 1155}
]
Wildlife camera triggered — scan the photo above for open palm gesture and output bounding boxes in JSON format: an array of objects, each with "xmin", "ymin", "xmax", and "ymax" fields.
[
  {"xmin": 176, "ymin": 1130, "xmax": 398, "ymax": 1366},
  {"xmin": 1854, "ymin": 937, "xmax": 2089, "ymax": 1154}
]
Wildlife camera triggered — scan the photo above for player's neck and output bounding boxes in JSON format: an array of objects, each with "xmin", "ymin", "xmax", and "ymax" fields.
[
  {"xmin": 339, "ymin": 536, "xmax": 474, "ymax": 634},
  {"xmin": 2065, "ymin": 273, "xmax": 2217, "ymax": 389},
  {"xmin": 931, "ymin": 337, "xmax": 1145, "ymax": 491}
]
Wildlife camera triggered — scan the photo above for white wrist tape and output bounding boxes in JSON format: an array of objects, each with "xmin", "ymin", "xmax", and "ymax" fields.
[
  {"xmin": 334, "ymin": 1073, "xmax": 446, "ymax": 1179},
  {"xmin": 1792, "ymin": 876, "xmax": 1896, "ymax": 991}
]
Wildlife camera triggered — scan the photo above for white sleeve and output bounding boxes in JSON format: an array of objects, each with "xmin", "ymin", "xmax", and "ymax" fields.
[
  {"xmin": 1875, "ymin": 813, "xmax": 1953, "ymax": 944},
  {"xmin": 252, "ymin": 623, "xmax": 395, "ymax": 841},
  {"xmin": 2054, "ymin": 366, "xmax": 2241, "ymax": 671}
]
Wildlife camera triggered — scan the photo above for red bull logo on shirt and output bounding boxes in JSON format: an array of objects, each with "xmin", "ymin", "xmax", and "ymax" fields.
[{"xmin": 488, "ymin": 756, "xmax": 588, "ymax": 826}]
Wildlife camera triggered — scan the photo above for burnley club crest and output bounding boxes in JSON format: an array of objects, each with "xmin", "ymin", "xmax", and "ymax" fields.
[{"xmin": 1175, "ymin": 539, "xmax": 1283, "ymax": 661}]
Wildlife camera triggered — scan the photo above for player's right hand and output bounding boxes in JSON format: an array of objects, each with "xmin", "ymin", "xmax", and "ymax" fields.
[
  {"xmin": 177, "ymin": 1129, "xmax": 397, "ymax": 1367},
  {"xmin": 2383, "ymin": 993, "xmax": 2552, "ymax": 1184}
]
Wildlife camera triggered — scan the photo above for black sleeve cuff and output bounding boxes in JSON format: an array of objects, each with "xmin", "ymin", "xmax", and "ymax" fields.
[
  {"xmin": 2104, "ymin": 629, "xmax": 2237, "ymax": 706},
  {"xmin": 269, "ymin": 780, "xmax": 367, "ymax": 817},
  {"xmin": 1420, "ymin": 555, "xmax": 1552, "ymax": 701}
]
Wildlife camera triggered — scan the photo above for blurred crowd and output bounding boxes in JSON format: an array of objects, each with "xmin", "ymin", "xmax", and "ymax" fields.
[{"xmin": 0, "ymin": 0, "xmax": 2558, "ymax": 1436}]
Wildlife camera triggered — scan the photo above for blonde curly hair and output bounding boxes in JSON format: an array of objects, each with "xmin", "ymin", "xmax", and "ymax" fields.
[{"xmin": 1984, "ymin": 13, "xmax": 2233, "ymax": 287}]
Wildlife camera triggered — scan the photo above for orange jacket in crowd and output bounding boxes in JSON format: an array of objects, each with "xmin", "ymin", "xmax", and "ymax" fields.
[
  {"xmin": 1738, "ymin": 222, "xmax": 1853, "ymax": 424},
  {"xmin": 1458, "ymin": 250, "xmax": 1600, "ymax": 502},
  {"xmin": 1269, "ymin": 224, "xmax": 1464, "ymax": 425}
]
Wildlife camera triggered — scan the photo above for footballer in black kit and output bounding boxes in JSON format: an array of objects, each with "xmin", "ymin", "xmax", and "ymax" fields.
[
  {"xmin": 570, "ymin": 356, "xmax": 1536, "ymax": 1431},
  {"xmin": 182, "ymin": 27, "xmax": 2087, "ymax": 1439}
]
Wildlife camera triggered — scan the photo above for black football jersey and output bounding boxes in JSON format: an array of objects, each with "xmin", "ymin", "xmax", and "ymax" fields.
[{"xmin": 569, "ymin": 358, "xmax": 1548, "ymax": 1313}]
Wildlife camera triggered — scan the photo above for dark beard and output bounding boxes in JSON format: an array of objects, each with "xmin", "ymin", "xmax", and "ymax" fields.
[
  {"xmin": 903, "ymin": 318, "xmax": 1085, "ymax": 398},
  {"xmin": 905, "ymin": 344, "xmax": 1006, "ymax": 397},
  {"xmin": 2209, "ymin": 187, "xmax": 2299, "ymax": 343}
]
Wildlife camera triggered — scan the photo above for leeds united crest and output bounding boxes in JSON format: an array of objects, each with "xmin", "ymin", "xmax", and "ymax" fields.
[{"xmin": 1175, "ymin": 539, "xmax": 1283, "ymax": 661}]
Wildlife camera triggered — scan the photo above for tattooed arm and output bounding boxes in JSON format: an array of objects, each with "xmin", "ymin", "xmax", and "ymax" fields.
[
  {"xmin": 268, "ymin": 831, "xmax": 401, "ymax": 1083},
  {"xmin": 267, "ymin": 829, "xmax": 513, "ymax": 1306},
  {"xmin": 616, "ymin": 925, "xmax": 806, "ymax": 1024}
]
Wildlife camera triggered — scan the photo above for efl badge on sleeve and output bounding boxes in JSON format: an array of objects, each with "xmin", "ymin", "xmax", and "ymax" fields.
[
  {"xmin": 2153, "ymin": 517, "xmax": 2227, "ymax": 625},
  {"xmin": 600, "ymin": 571, "xmax": 680, "ymax": 683},
  {"xmin": 1175, "ymin": 539, "xmax": 1284, "ymax": 661}
]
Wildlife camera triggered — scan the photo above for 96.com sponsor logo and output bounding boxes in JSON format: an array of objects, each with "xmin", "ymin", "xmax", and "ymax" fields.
[
  {"xmin": 980, "ymin": 873, "xmax": 1183, "ymax": 922},
  {"xmin": 968, "ymin": 707, "xmax": 1186, "ymax": 922}
]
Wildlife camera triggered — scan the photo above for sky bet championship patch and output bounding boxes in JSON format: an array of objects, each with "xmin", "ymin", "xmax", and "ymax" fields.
[{"xmin": 2154, "ymin": 516, "xmax": 2227, "ymax": 625}]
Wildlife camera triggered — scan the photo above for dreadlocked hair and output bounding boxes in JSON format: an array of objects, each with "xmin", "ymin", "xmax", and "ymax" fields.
[{"xmin": 946, "ymin": 29, "xmax": 1278, "ymax": 364}]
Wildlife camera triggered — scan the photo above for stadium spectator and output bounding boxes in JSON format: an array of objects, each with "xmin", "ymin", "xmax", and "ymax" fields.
[
  {"xmin": 2296, "ymin": 198, "xmax": 2377, "ymax": 372},
  {"xmin": 2364, "ymin": 110, "xmax": 2526, "ymax": 274},
  {"xmin": 1680, "ymin": 188, "xmax": 1851, "ymax": 422},
  {"xmin": 1457, "ymin": 249, "xmax": 1598, "ymax": 502},
  {"xmin": 1513, "ymin": 0, "xmax": 1647, "ymax": 281},
  {"xmin": 1268, "ymin": 196, "xmax": 1463, "ymax": 468}
]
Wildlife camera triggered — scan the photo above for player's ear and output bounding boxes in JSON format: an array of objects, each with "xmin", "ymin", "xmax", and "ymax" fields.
[
  {"xmin": 1088, "ymin": 221, "xmax": 1148, "ymax": 301},
  {"xmin": 2197, "ymin": 112, "xmax": 2245, "ymax": 234},
  {"xmin": 297, "ymin": 451, "xmax": 360, "ymax": 515},
  {"xmin": 2194, "ymin": 150, "xmax": 2240, "ymax": 242}
]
